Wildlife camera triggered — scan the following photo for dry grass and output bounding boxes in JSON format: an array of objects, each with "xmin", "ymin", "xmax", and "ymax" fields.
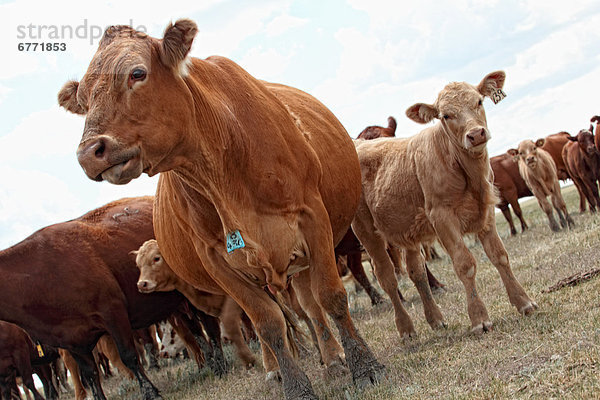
[{"xmin": 62, "ymin": 185, "xmax": 600, "ymax": 399}]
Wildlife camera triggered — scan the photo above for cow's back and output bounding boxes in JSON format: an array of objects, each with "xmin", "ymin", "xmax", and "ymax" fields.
[{"xmin": 542, "ymin": 132, "xmax": 570, "ymax": 180}]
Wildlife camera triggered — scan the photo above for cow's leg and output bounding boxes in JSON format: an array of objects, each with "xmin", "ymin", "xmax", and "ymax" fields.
[
  {"xmin": 70, "ymin": 352, "xmax": 106, "ymax": 400},
  {"xmin": 220, "ymin": 297, "xmax": 256, "ymax": 368},
  {"xmin": 19, "ymin": 372, "xmax": 44, "ymax": 400},
  {"xmin": 301, "ymin": 201, "xmax": 385, "ymax": 389},
  {"xmin": 97, "ymin": 336, "xmax": 135, "ymax": 379},
  {"xmin": 499, "ymin": 204, "xmax": 517, "ymax": 235},
  {"xmin": 478, "ymin": 212, "xmax": 538, "ymax": 316},
  {"xmin": 404, "ymin": 248, "xmax": 446, "ymax": 329},
  {"xmin": 550, "ymin": 186, "xmax": 574, "ymax": 228},
  {"xmin": 533, "ymin": 189, "xmax": 561, "ymax": 231},
  {"xmin": 285, "ymin": 285, "xmax": 322, "ymax": 360},
  {"xmin": 352, "ymin": 206, "xmax": 414, "ymax": 337},
  {"xmin": 575, "ymin": 177, "xmax": 596, "ymax": 213},
  {"xmin": 60, "ymin": 350, "xmax": 87, "ymax": 400},
  {"xmin": 106, "ymin": 314, "xmax": 161, "ymax": 400},
  {"xmin": 194, "ymin": 310, "xmax": 228, "ymax": 375},
  {"xmin": 136, "ymin": 328, "xmax": 160, "ymax": 371},
  {"xmin": 430, "ymin": 208, "xmax": 491, "ymax": 332},
  {"xmin": 291, "ymin": 273, "xmax": 346, "ymax": 374},
  {"xmin": 204, "ymin": 251, "xmax": 317, "ymax": 400},
  {"xmin": 574, "ymin": 181, "xmax": 587, "ymax": 213},
  {"xmin": 346, "ymin": 251, "xmax": 384, "ymax": 305},
  {"xmin": 583, "ymin": 177, "xmax": 600, "ymax": 212},
  {"xmin": 510, "ymin": 200, "xmax": 529, "ymax": 233}
]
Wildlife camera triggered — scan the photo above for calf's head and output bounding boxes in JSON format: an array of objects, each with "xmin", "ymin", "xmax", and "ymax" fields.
[
  {"xmin": 567, "ymin": 126, "xmax": 598, "ymax": 157},
  {"xmin": 132, "ymin": 239, "xmax": 175, "ymax": 293},
  {"xmin": 406, "ymin": 71, "xmax": 505, "ymax": 152},
  {"xmin": 58, "ymin": 20, "xmax": 198, "ymax": 184},
  {"xmin": 507, "ymin": 139, "xmax": 545, "ymax": 169}
]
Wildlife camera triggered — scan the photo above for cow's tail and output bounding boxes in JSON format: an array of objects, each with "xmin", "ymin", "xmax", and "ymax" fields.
[
  {"xmin": 591, "ymin": 115, "xmax": 600, "ymax": 124},
  {"xmin": 266, "ymin": 289, "xmax": 306, "ymax": 359},
  {"xmin": 387, "ymin": 116, "xmax": 397, "ymax": 135}
]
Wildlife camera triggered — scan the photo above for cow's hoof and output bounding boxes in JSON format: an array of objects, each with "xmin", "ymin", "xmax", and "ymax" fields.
[
  {"xmin": 265, "ymin": 370, "xmax": 282, "ymax": 386},
  {"xmin": 471, "ymin": 320, "xmax": 493, "ymax": 334},
  {"xmin": 431, "ymin": 320, "xmax": 447, "ymax": 330},
  {"xmin": 353, "ymin": 362, "xmax": 387, "ymax": 390},
  {"xmin": 324, "ymin": 359, "xmax": 350, "ymax": 379},
  {"xmin": 520, "ymin": 301, "xmax": 538, "ymax": 316}
]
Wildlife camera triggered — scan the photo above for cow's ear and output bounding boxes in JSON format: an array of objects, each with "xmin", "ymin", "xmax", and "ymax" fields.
[
  {"xmin": 406, "ymin": 103, "xmax": 437, "ymax": 124},
  {"xmin": 535, "ymin": 138, "xmax": 545, "ymax": 148},
  {"xmin": 566, "ymin": 135, "xmax": 578, "ymax": 142},
  {"xmin": 477, "ymin": 70, "xmax": 506, "ymax": 98},
  {"xmin": 590, "ymin": 124, "xmax": 594, "ymax": 134},
  {"xmin": 58, "ymin": 80, "xmax": 86, "ymax": 115},
  {"xmin": 507, "ymin": 148, "xmax": 518, "ymax": 158},
  {"xmin": 160, "ymin": 19, "xmax": 198, "ymax": 71},
  {"xmin": 591, "ymin": 116, "xmax": 600, "ymax": 124}
]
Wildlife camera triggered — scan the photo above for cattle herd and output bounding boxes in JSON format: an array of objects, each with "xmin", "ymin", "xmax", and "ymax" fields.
[{"xmin": 1, "ymin": 18, "xmax": 598, "ymax": 400}]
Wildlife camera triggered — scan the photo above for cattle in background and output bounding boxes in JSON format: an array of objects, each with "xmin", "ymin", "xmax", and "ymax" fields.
[
  {"xmin": 508, "ymin": 139, "xmax": 574, "ymax": 231},
  {"xmin": 357, "ymin": 116, "xmax": 397, "ymax": 140},
  {"xmin": 61, "ymin": 20, "xmax": 384, "ymax": 398},
  {"xmin": 562, "ymin": 126, "xmax": 600, "ymax": 213},
  {"xmin": 352, "ymin": 71, "xmax": 537, "ymax": 338},
  {"xmin": 592, "ymin": 116, "xmax": 600, "ymax": 150},
  {"xmin": 541, "ymin": 131, "xmax": 588, "ymax": 213},
  {"xmin": 0, "ymin": 321, "xmax": 55, "ymax": 400},
  {"xmin": 491, "ymin": 153, "xmax": 532, "ymax": 235},
  {"xmin": 0, "ymin": 197, "xmax": 217, "ymax": 400}
]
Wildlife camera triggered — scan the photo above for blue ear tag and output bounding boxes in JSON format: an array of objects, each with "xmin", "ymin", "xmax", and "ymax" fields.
[{"xmin": 226, "ymin": 230, "xmax": 245, "ymax": 253}]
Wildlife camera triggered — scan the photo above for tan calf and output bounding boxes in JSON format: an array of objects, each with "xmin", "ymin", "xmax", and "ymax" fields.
[
  {"xmin": 134, "ymin": 240, "xmax": 256, "ymax": 368},
  {"xmin": 352, "ymin": 71, "xmax": 537, "ymax": 337},
  {"xmin": 508, "ymin": 139, "xmax": 574, "ymax": 231}
]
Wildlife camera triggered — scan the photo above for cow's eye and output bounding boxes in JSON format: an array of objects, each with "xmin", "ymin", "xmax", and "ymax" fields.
[
  {"xmin": 443, "ymin": 114, "xmax": 450, "ymax": 120},
  {"xmin": 478, "ymin": 99, "xmax": 483, "ymax": 106},
  {"xmin": 130, "ymin": 68, "xmax": 147, "ymax": 82},
  {"xmin": 153, "ymin": 256, "xmax": 160, "ymax": 263}
]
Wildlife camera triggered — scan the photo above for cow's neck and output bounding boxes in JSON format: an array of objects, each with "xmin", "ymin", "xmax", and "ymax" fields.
[{"xmin": 435, "ymin": 124, "xmax": 493, "ymax": 203}]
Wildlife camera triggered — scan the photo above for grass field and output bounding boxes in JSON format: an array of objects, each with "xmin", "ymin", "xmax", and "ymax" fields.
[{"xmin": 64, "ymin": 184, "xmax": 600, "ymax": 399}]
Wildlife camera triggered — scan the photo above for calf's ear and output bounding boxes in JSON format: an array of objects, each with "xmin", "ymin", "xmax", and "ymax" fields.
[
  {"xmin": 535, "ymin": 138, "xmax": 545, "ymax": 148},
  {"xmin": 58, "ymin": 80, "xmax": 86, "ymax": 115},
  {"xmin": 590, "ymin": 124, "xmax": 594, "ymax": 134},
  {"xmin": 507, "ymin": 148, "xmax": 518, "ymax": 158},
  {"xmin": 477, "ymin": 70, "xmax": 506, "ymax": 98},
  {"xmin": 566, "ymin": 136, "xmax": 578, "ymax": 142},
  {"xmin": 160, "ymin": 19, "xmax": 198, "ymax": 71},
  {"xmin": 406, "ymin": 103, "xmax": 437, "ymax": 124}
]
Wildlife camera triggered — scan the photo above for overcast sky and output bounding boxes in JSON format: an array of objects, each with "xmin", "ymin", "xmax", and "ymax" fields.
[{"xmin": 1, "ymin": 0, "xmax": 599, "ymax": 248}]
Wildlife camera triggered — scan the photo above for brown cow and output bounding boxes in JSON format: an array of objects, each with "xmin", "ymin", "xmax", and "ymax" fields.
[
  {"xmin": 352, "ymin": 71, "xmax": 537, "ymax": 337},
  {"xmin": 134, "ymin": 239, "xmax": 256, "ymax": 368},
  {"xmin": 507, "ymin": 139, "xmax": 575, "ymax": 231},
  {"xmin": 562, "ymin": 127, "xmax": 600, "ymax": 212},
  {"xmin": 0, "ymin": 197, "xmax": 215, "ymax": 400},
  {"xmin": 541, "ymin": 131, "xmax": 588, "ymax": 212},
  {"xmin": 59, "ymin": 20, "xmax": 384, "ymax": 398},
  {"xmin": 356, "ymin": 116, "xmax": 397, "ymax": 140},
  {"xmin": 0, "ymin": 322, "xmax": 47, "ymax": 400},
  {"xmin": 591, "ymin": 116, "xmax": 600, "ymax": 149},
  {"xmin": 490, "ymin": 153, "xmax": 532, "ymax": 235}
]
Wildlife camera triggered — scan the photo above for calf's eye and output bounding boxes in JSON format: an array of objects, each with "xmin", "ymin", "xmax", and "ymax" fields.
[
  {"xmin": 153, "ymin": 256, "xmax": 160, "ymax": 263},
  {"xmin": 131, "ymin": 68, "xmax": 146, "ymax": 81}
]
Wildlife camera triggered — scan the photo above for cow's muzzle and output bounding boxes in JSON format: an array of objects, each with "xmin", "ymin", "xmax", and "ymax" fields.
[
  {"xmin": 76, "ymin": 135, "xmax": 143, "ymax": 185},
  {"xmin": 137, "ymin": 279, "xmax": 157, "ymax": 293},
  {"xmin": 465, "ymin": 127, "xmax": 489, "ymax": 149}
]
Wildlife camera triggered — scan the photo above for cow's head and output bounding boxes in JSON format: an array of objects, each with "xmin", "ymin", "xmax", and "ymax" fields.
[
  {"xmin": 58, "ymin": 20, "xmax": 198, "ymax": 184},
  {"xmin": 567, "ymin": 127, "xmax": 598, "ymax": 157},
  {"xmin": 132, "ymin": 239, "xmax": 175, "ymax": 293},
  {"xmin": 406, "ymin": 71, "xmax": 505, "ymax": 153},
  {"xmin": 507, "ymin": 139, "xmax": 545, "ymax": 169}
]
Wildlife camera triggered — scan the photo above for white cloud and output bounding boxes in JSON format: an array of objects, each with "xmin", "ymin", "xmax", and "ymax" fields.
[
  {"xmin": 0, "ymin": 167, "xmax": 82, "ymax": 248},
  {"xmin": 0, "ymin": 105, "xmax": 84, "ymax": 162},
  {"xmin": 239, "ymin": 46, "xmax": 295, "ymax": 81},
  {"xmin": 265, "ymin": 14, "xmax": 308, "ymax": 37}
]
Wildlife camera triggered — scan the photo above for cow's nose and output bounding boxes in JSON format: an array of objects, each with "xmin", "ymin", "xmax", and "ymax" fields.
[
  {"xmin": 527, "ymin": 156, "xmax": 535, "ymax": 163},
  {"xmin": 466, "ymin": 128, "xmax": 487, "ymax": 146},
  {"xmin": 76, "ymin": 135, "xmax": 119, "ymax": 181},
  {"xmin": 137, "ymin": 280, "xmax": 148, "ymax": 291}
]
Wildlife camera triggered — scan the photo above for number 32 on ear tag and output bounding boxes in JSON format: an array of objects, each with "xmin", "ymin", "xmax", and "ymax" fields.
[
  {"xmin": 226, "ymin": 230, "xmax": 245, "ymax": 253},
  {"xmin": 491, "ymin": 88, "xmax": 506, "ymax": 104}
]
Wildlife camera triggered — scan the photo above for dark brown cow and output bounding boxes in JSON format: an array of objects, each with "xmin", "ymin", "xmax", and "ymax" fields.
[
  {"xmin": 0, "ymin": 197, "xmax": 216, "ymax": 400},
  {"xmin": 0, "ymin": 321, "xmax": 53, "ymax": 400},
  {"xmin": 563, "ymin": 127, "xmax": 600, "ymax": 212},
  {"xmin": 357, "ymin": 116, "xmax": 397, "ymax": 140},
  {"xmin": 541, "ymin": 131, "xmax": 587, "ymax": 212},
  {"xmin": 59, "ymin": 20, "xmax": 384, "ymax": 398},
  {"xmin": 491, "ymin": 153, "xmax": 532, "ymax": 235}
]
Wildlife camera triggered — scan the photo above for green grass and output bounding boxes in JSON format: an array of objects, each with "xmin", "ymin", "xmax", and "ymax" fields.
[{"xmin": 62, "ymin": 185, "xmax": 600, "ymax": 399}]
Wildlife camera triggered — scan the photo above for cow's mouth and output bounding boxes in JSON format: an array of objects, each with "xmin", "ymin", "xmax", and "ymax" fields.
[{"xmin": 99, "ymin": 156, "xmax": 143, "ymax": 185}]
